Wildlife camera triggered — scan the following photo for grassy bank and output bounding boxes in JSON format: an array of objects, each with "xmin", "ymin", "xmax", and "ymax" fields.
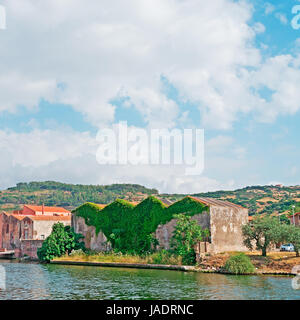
[
  {"xmin": 54, "ymin": 250, "xmax": 183, "ymax": 266},
  {"xmin": 199, "ymin": 251, "xmax": 300, "ymax": 274},
  {"xmin": 53, "ymin": 251, "xmax": 300, "ymax": 275}
]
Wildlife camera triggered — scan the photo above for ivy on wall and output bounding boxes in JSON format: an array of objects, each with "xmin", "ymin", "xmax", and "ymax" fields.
[{"xmin": 73, "ymin": 196, "xmax": 208, "ymax": 254}]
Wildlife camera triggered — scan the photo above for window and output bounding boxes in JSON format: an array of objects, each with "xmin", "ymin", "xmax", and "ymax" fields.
[
  {"xmin": 6, "ymin": 224, "xmax": 9, "ymax": 233},
  {"xmin": 40, "ymin": 235, "xmax": 45, "ymax": 240}
]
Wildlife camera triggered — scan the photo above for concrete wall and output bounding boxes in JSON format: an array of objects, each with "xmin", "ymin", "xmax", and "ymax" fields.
[
  {"xmin": 33, "ymin": 220, "xmax": 70, "ymax": 240},
  {"xmin": 209, "ymin": 205, "xmax": 248, "ymax": 253},
  {"xmin": 72, "ymin": 215, "xmax": 111, "ymax": 251},
  {"xmin": 155, "ymin": 211, "xmax": 210, "ymax": 250}
]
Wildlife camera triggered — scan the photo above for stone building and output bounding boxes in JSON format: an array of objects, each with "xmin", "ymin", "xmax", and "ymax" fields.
[
  {"xmin": 0, "ymin": 205, "xmax": 71, "ymax": 259},
  {"xmin": 72, "ymin": 196, "xmax": 249, "ymax": 255},
  {"xmin": 155, "ymin": 196, "xmax": 248, "ymax": 254}
]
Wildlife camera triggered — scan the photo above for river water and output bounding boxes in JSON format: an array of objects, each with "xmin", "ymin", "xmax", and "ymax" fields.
[{"xmin": 0, "ymin": 260, "xmax": 299, "ymax": 300}]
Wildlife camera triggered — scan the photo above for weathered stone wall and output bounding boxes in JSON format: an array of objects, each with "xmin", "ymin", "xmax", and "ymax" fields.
[
  {"xmin": 72, "ymin": 215, "xmax": 111, "ymax": 251},
  {"xmin": 209, "ymin": 205, "xmax": 248, "ymax": 253},
  {"xmin": 155, "ymin": 211, "xmax": 210, "ymax": 250},
  {"xmin": 17, "ymin": 240, "xmax": 44, "ymax": 259},
  {"xmin": 0, "ymin": 214, "xmax": 33, "ymax": 251}
]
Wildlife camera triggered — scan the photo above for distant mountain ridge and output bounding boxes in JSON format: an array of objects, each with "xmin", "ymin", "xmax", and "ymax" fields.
[{"xmin": 1, "ymin": 181, "xmax": 300, "ymax": 216}]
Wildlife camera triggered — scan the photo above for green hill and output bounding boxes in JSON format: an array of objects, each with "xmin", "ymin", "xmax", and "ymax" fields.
[
  {"xmin": 1, "ymin": 181, "xmax": 300, "ymax": 216},
  {"xmin": 0, "ymin": 181, "xmax": 158, "ymax": 211}
]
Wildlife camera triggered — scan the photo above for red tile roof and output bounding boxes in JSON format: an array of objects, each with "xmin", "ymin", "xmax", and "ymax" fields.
[
  {"xmin": 289, "ymin": 212, "xmax": 300, "ymax": 217},
  {"xmin": 24, "ymin": 205, "xmax": 70, "ymax": 213},
  {"xmin": 11, "ymin": 214, "xmax": 27, "ymax": 221},
  {"xmin": 3, "ymin": 212, "xmax": 70, "ymax": 222}
]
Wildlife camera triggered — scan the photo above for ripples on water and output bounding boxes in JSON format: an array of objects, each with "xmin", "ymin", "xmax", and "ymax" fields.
[{"xmin": 0, "ymin": 260, "xmax": 299, "ymax": 300}]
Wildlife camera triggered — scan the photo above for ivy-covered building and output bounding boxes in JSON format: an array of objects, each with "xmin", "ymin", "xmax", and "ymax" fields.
[{"xmin": 72, "ymin": 196, "xmax": 249, "ymax": 255}]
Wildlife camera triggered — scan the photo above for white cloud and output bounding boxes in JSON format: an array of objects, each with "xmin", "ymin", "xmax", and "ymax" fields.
[
  {"xmin": 0, "ymin": 0, "xmax": 262, "ymax": 130},
  {"xmin": 1, "ymin": 0, "xmax": 300, "ymax": 192},
  {"xmin": 275, "ymin": 12, "xmax": 288, "ymax": 25},
  {"xmin": 249, "ymin": 54, "xmax": 300, "ymax": 121},
  {"xmin": 0, "ymin": 126, "xmax": 248, "ymax": 193},
  {"xmin": 253, "ymin": 22, "xmax": 266, "ymax": 34},
  {"xmin": 265, "ymin": 3, "xmax": 275, "ymax": 15}
]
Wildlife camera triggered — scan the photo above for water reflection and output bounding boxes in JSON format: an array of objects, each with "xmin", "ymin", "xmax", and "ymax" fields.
[{"xmin": 0, "ymin": 261, "xmax": 299, "ymax": 300}]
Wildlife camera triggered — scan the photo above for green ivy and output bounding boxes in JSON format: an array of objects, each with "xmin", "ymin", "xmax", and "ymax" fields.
[{"xmin": 73, "ymin": 196, "xmax": 208, "ymax": 254}]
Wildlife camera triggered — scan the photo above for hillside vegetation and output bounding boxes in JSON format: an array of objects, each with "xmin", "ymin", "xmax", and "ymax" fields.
[
  {"xmin": 1, "ymin": 181, "xmax": 300, "ymax": 216},
  {"xmin": 0, "ymin": 181, "xmax": 158, "ymax": 211}
]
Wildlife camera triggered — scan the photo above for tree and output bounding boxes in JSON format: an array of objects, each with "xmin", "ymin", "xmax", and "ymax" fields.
[
  {"xmin": 280, "ymin": 224, "xmax": 300, "ymax": 257},
  {"xmin": 37, "ymin": 223, "xmax": 85, "ymax": 262},
  {"xmin": 171, "ymin": 214, "xmax": 209, "ymax": 265},
  {"xmin": 242, "ymin": 215, "xmax": 282, "ymax": 257}
]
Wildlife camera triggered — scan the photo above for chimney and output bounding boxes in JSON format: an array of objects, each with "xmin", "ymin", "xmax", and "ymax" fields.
[{"xmin": 42, "ymin": 203, "xmax": 45, "ymax": 215}]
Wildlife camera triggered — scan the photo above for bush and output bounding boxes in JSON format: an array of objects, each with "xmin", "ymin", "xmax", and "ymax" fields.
[
  {"xmin": 224, "ymin": 253, "xmax": 255, "ymax": 275},
  {"xmin": 37, "ymin": 223, "xmax": 85, "ymax": 262}
]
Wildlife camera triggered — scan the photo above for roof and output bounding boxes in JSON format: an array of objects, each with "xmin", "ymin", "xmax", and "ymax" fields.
[
  {"xmin": 1, "ymin": 213, "xmax": 27, "ymax": 221},
  {"xmin": 189, "ymin": 196, "xmax": 246, "ymax": 209},
  {"xmin": 11, "ymin": 214, "xmax": 27, "ymax": 221},
  {"xmin": 28, "ymin": 216, "xmax": 71, "ymax": 221},
  {"xmin": 1, "ymin": 212, "xmax": 70, "ymax": 222},
  {"xmin": 159, "ymin": 198, "xmax": 174, "ymax": 206},
  {"xmin": 289, "ymin": 212, "xmax": 300, "ymax": 217},
  {"xmin": 24, "ymin": 205, "xmax": 70, "ymax": 213}
]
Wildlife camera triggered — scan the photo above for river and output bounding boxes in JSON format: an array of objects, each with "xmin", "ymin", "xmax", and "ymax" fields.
[{"xmin": 0, "ymin": 260, "xmax": 299, "ymax": 300}]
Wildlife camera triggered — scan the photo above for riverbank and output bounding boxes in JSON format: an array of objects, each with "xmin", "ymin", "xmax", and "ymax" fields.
[{"xmin": 52, "ymin": 251, "xmax": 300, "ymax": 276}]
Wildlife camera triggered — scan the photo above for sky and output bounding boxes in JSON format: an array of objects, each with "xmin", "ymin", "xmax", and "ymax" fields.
[{"xmin": 1, "ymin": 0, "xmax": 300, "ymax": 193}]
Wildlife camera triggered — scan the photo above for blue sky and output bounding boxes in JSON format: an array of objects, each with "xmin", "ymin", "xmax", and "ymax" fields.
[{"xmin": 1, "ymin": 0, "xmax": 300, "ymax": 193}]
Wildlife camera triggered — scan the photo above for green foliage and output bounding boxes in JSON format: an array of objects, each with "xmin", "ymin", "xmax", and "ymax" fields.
[
  {"xmin": 286, "ymin": 226, "xmax": 300, "ymax": 257},
  {"xmin": 74, "ymin": 196, "xmax": 208, "ymax": 255},
  {"xmin": 146, "ymin": 250, "xmax": 182, "ymax": 265},
  {"xmin": 1, "ymin": 181, "xmax": 158, "ymax": 209},
  {"xmin": 170, "ymin": 213, "xmax": 209, "ymax": 265},
  {"xmin": 37, "ymin": 223, "xmax": 85, "ymax": 262},
  {"xmin": 280, "ymin": 214, "xmax": 290, "ymax": 225},
  {"xmin": 242, "ymin": 215, "xmax": 283, "ymax": 256},
  {"xmin": 279, "ymin": 224, "xmax": 300, "ymax": 257},
  {"xmin": 224, "ymin": 253, "xmax": 255, "ymax": 274}
]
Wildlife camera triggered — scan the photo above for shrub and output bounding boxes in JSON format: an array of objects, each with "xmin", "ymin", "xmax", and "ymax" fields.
[
  {"xmin": 37, "ymin": 223, "xmax": 85, "ymax": 262},
  {"xmin": 224, "ymin": 253, "xmax": 255, "ymax": 275}
]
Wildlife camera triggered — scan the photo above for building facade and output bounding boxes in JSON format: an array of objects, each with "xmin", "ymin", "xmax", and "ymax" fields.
[
  {"xmin": 0, "ymin": 205, "xmax": 71, "ymax": 259},
  {"xmin": 72, "ymin": 196, "xmax": 249, "ymax": 255},
  {"xmin": 289, "ymin": 212, "xmax": 300, "ymax": 226},
  {"xmin": 154, "ymin": 197, "xmax": 249, "ymax": 254}
]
